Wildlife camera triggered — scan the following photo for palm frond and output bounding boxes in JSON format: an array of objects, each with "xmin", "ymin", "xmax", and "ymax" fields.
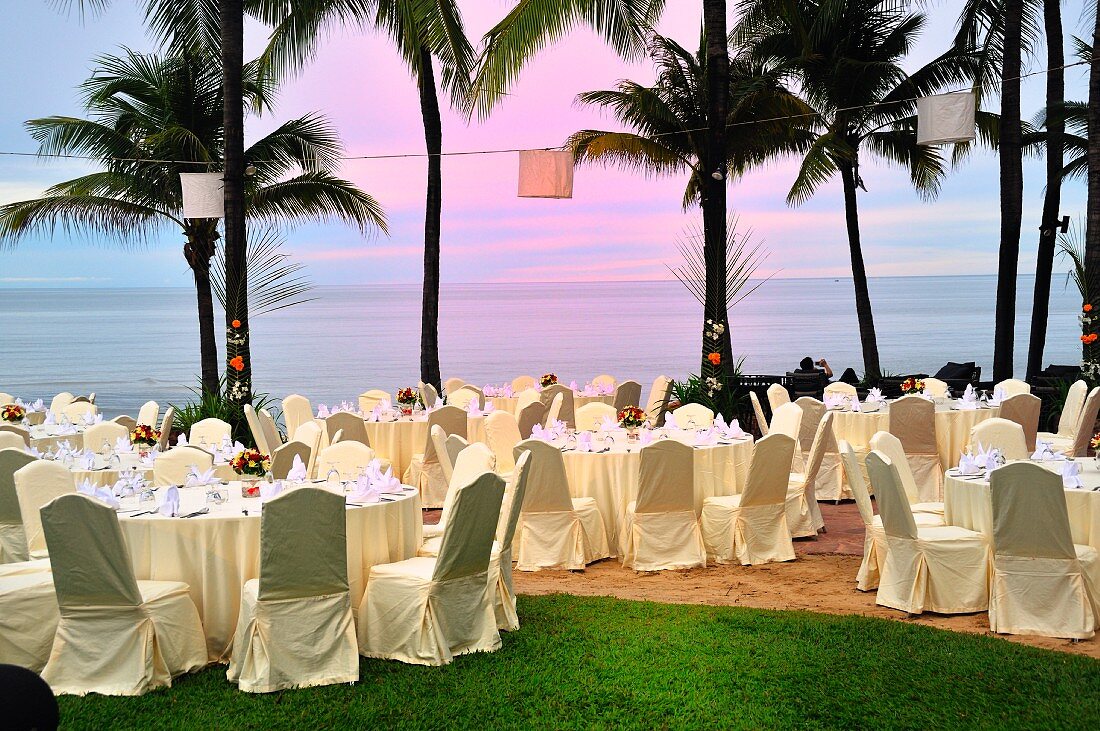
[
  {"xmin": 0, "ymin": 195, "xmax": 175, "ymax": 248},
  {"xmin": 668, "ymin": 214, "xmax": 778, "ymax": 311},
  {"xmin": 247, "ymin": 172, "xmax": 389, "ymax": 236},
  {"xmin": 212, "ymin": 226, "xmax": 316, "ymax": 316}
]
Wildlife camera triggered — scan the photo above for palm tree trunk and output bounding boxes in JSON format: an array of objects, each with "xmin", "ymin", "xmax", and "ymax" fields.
[
  {"xmin": 839, "ymin": 160, "xmax": 881, "ymax": 379},
  {"xmin": 701, "ymin": 0, "xmax": 733, "ymax": 378},
  {"xmin": 1025, "ymin": 0, "xmax": 1064, "ymax": 381},
  {"xmin": 1086, "ymin": 4, "xmax": 1100, "ymax": 367},
  {"xmin": 184, "ymin": 227, "xmax": 220, "ymax": 396},
  {"xmin": 994, "ymin": 0, "xmax": 1025, "ymax": 382},
  {"xmin": 221, "ymin": 0, "xmax": 251, "ymax": 405},
  {"xmin": 418, "ymin": 47, "xmax": 443, "ymax": 393}
]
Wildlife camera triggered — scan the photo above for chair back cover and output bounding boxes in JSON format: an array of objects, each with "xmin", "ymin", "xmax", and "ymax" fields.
[
  {"xmin": 511, "ymin": 375, "xmax": 537, "ymax": 393},
  {"xmin": 0, "ymin": 432, "xmax": 24, "ymax": 450},
  {"xmin": 484, "ymin": 411, "xmax": 523, "ymax": 472},
  {"xmin": 294, "ymin": 421, "xmax": 322, "ymax": 476},
  {"xmin": 270, "ymin": 441, "xmax": 311, "ymax": 480},
  {"xmin": 1070, "ymin": 387, "xmax": 1100, "ymax": 457},
  {"xmin": 112, "ymin": 415, "xmax": 138, "ymax": 433},
  {"xmin": 823, "ymin": 382, "xmax": 857, "ymax": 397},
  {"xmin": 516, "ymin": 401, "xmax": 547, "ymax": 439},
  {"xmin": 451, "ymin": 385, "xmax": 485, "ymax": 410},
  {"xmin": 425, "ymin": 406, "xmax": 468, "ymax": 463},
  {"xmin": 515, "ymin": 388, "xmax": 542, "ymax": 414},
  {"xmin": 433, "ymin": 472, "xmax": 506, "ymax": 583},
  {"xmin": 48, "ymin": 392, "xmax": 74, "ymax": 416},
  {"xmin": 739, "ymin": 434, "xmax": 795, "ymax": 507},
  {"xmin": 794, "ymin": 398, "xmax": 825, "ymax": 454},
  {"xmin": 749, "ymin": 391, "xmax": 769, "ymax": 435},
  {"xmin": 645, "ymin": 375, "xmax": 673, "ymax": 423},
  {"xmin": 0, "ymin": 448, "xmax": 36, "ymax": 526},
  {"xmin": 592, "ymin": 374, "xmax": 617, "ymax": 388},
  {"xmin": 999, "ymin": 393, "xmax": 1041, "ymax": 451},
  {"xmin": 990, "ymin": 463, "xmax": 1075, "ymax": 559},
  {"xmin": 637, "ymin": 440, "xmax": 694, "ymax": 513},
  {"xmin": 539, "ymin": 384, "xmax": 575, "ymax": 428},
  {"xmin": 325, "ymin": 411, "xmax": 370, "ymax": 447},
  {"xmin": 575, "ymin": 402, "xmax": 616, "ymax": 431},
  {"xmin": 189, "ymin": 417, "xmax": 231, "ymax": 446},
  {"xmin": 868, "ymin": 431, "xmax": 921, "ymax": 504},
  {"xmin": 672, "ymin": 403, "xmax": 715, "ymax": 429},
  {"xmin": 259, "ymin": 409, "xmax": 282, "ymax": 452},
  {"xmin": 62, "ymin": 402, "xmax": 97, "ymax": 421},
  {"xmin": 317, "ymin": 441, "xmax": 375, "ymax": 480},
  {"xmin": 83, "ymin": 421, "xmax": 129, "ymax": 452},
  {"xmin": 258, "ymin": 487, "xmax": 349, "ymax": 601},
  {"xmin": 767, "ymin": 383, "xmax": 790, "ymax": 412},
  {"xmin": 888, "ymin": 395, "xmax": 937, "ymax": 454},
  {"xmin": 281, "ymin": 394, "xmax": 312, "ymax": 440},
  {"xmin": 499, "ymin": 451, "xmax": 532, "ymax": 548},
  {"xmin": 430, "ymin": 425, "xmax": 454, "ymax": 483},
  {"xmin": 41, "ymin": 493, "xmax": 142, "ymax": 607},
  {"xmin": 443, "ymin": 377, "xmax": 466, "ymax": 396},
  {"xmin": 543, "ymin": 393, "xmax": 564, "ymax": 427},
  {"xmin": 799, "ymin": 412, "xmax": 835, "ymax": 489},
  {"xmin": 136, "ymin": 400, "xmax": 159, "ymax": 427},
  {"xmin": 865, "ymin": 451, "xmax": 918, "ymax": 540},
  {"xmin": 513, "ymin": 439, "xmax": 574, "ymax": 513},
  {"xmin": 437, "ymin": 442, "xmax": 496, "ymax": 526},
  {"xmin": 994, "ymin": 378, "xmax": 1031, "ymax": 397},
  {"xmin": 157, "ymin": 406, "xmax": 175, "ymax": 450},
  {"xmin": 153, "ymin": 445, "xmax": 214, "ymax": 487},
  {"xmin": 768, "ymin": 402, "xmax": 803, "ymax": 441},
  {"xmin": 15, "ymin": 460, "xmax": 74, "ymax": 555},
  {"xmin": 419, "ymin": 382, "xmax": 439, "ymax": 409},
  {"xmin": 244, "ymin": 404, "xmax": 270, "ymax": 455},
  {"xmin": 444, "ymin": 434, "xmax": 469, "ymax": 472},
  {"xmin": 358, "ymin": 389, "xmax": 391, "ymax": 414},
  {"xmin": 1058, "ymin": 380, "xmax": 1088, "ymax": 436},
  {"xmin": 0, "ymin": 392, "xmax": 13, "ymax": 406},
  {"xmin": 0, "ymin": 425, "xmax": 30, "ymax": 446},
  {"xmin": 922, "ymin": 378, "xmax": 949, "ymax": 398},
  {"xmin": 838, "ymin": 440, "xmax": 874, "ymax": 527},
  {"xmin": 612, "ymin": 380, "xmax": 643, "ymax": 412},
  {"xmin": 970, "ymin": 418, "xmax": 1028, "ymax": 461}
]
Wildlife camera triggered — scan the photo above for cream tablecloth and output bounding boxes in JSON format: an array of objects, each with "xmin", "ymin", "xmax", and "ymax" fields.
[
  {"xmin": 67, "ymin": 453, "xmax": 237, "ymax": 488},
  {"xmin": 831, "ymin": 401, "xmax": 999, "ymax": 467},
  {"xmin": 29, "ymin": 425, "xmax": 88, "ymax": 452},
  {"xmin": 943, "ymin": 460, "xmax": 1100, "ymax": 549},
  {"xmin": 488, "ymin": 393, "xmax": 614, "ymax": 415},
  {"xmin": 119, "ymin": 483, "xmax": 422, "ymax": 661},
  {"xmin": 312, "ymin": 415, "xmax": 487, "ymax": 478},
  {"xmin": 560, "ymin": 433, "xmax": 753, "ymax": 553}
]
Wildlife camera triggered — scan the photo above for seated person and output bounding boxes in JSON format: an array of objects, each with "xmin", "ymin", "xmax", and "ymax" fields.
[
  {"xmin": 838, "ymin": 367, "xmax": 860, "ymax": 386},
  {"xmin": 792, "ymin": 356, "xmax": 832, "ymax": 391}
]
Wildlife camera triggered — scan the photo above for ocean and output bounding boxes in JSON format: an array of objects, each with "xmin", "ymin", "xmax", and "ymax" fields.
[{"xmin": 0, "ymin": 275, "xmax": 1083, "ymax": 416}]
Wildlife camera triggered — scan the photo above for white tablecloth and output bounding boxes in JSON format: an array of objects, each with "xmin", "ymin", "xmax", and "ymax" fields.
[
  {"xmin": 29, "ymin": 425, "xmax": 88, "ymax": 452},
  {"xmin": 313, "ymin": 415, "xmax": 487, "ymax": 478},
  {"xmin": 487, "ymin": 393, "xmax": 614, "ymax": 415},
  {"xmin": 831, "ymin": 401, "xmax": 999, "ymax": 467},
  {"xmin": 118, "ymin": 483, "xmax": 422, "ymax": 661},
  {"xmin": 66, "ymin": 453, "xmax": 237, "ymax": 488}
]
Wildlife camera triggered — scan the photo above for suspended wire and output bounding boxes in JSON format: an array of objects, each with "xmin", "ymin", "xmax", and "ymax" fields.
[{"xmin": 0, "ymin": 58, "xmax": 1091, "ymax": 167}]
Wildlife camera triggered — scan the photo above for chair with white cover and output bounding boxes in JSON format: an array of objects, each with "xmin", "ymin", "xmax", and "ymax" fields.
[
  {"xmin": 259, "ymin": 409, "xmax": 283, "ymax": 454},
  {"xmin": 511, "ymin": 439, "xmax": 609, "ymax": 570},
  {"xmin": 281, "ymin": 395, "xmax": 312, "ymax": 441},
  {"xmin": 0, "ymin": 449, "xmax": 36, "ymax": 563},
  {"xmin": 0, "ymin": 566, "xmax": 57, "ymax": 672},
  {"xmin": 701, "ymin": 433, "xmax": 796, "ymax": 565},
  {"xmin": 484, "ymin": 411, "xmax": 522, "ymax": 474},
  {"xmin": 189, "ymin": 418, "xmax": 231, "ymax": 448},
  {"xmin": 136, "ymin": 401, "xmax": 159, "ymax": 427},
  {"xmin": 152, "ymin": 446, "xmax": 214, "ymax": 487},
  {"xmin": 358, "ymin": 471, "xmax": 505, "ymax": 666},
  {"xmin": 0, "ymin": 393, "xmax": 13, "ymax": 406},
  {"xmin": 324, "ymin": 411, "xmax": 370, "ymax": 448},
  {"xmin": 40, "ymin": 494, "xmax": 207, "ymax": 695},
  {"xmin": 516, "ymin": 400, "xmax": 547, "ymax": 439},
  {"xmin": 969, "ymin": 418, "xmax": 1029, "ymax": 461},
  {"xmin": 489, "ymin": 451, "xmax": 532, "ymax": 631},
  {"xmin": 270, "ymin": 441, "xmax": 311, "ymax": 480},
  {"xmin": 294, "ymin": 421, "xmax": 322, "ymax": 478},
  {"xmin": 444, "ymin": 434, "xmax": 469, "ymax": 471},
  {"xmin": 443, "ymin": 377, "xmax": 466, "ymax": 396},
  {"xmin": 540, "ymin": 384, "xmax": 575, "ymax": 429},
  {"xmin": 511, "ymin": 375, "xmax": 537, "ymax": 393},
  {"xmin": 922, "ymin": 378, "xmax": 949, "ymax": 398},
  {"xmin": 767, "ymin": 383, "xmax": 790, "ymax": 412},
  {"xmin": 575, "ymin": 402, "xmax": 617, "ymax": 431},
  {"xmin": 768, "ymin": 402, "xmax": 803, "ymax": 442},
  {"xmin": 612, "ymin": 379, "xmax": 642, "ymax": 412},
  {"xmin": 157, "ymin": 407, "xmax": 175, "ymax": 451},
  {"xmin": 645, "ymin": 375, "xmax": 673, "ymax": 425},
  {"xmin": 316, "ymin": 441, "xmax": 377, "ymax": 481},
  {"xmin": 1038, "ymin": 379, "xmax": 1087, "ymax": 444},
  {"xmin": 749, "ymin": 392, "xmax": 769, "ymax": 436},
  {"xmin": 515, "ymin": 387, "xmax": 541, "ymax": 415},
  {"xmin": 1046, "ymin": 387, "xmax": 1100, "ymax": 457},
  {"xmin": 227, "ymin": 488, "xmax": 358, "ymax": 692},
  {"xmin": 995, "ymin": 378, "xmax": 1031, "ymax": 397},
  {"xmin": 430, "ymin": 425, "xmax": 455, "ymax": 484},
  {"xmin": 419, "ymin": 443, "xmax": 496, "ymax": 556},
  {"xmin": 405, "ymin": 405, "xmax": 467, "ymax": 508},
  {"xmin": 48, "ymin": 392, "xmax": 73, "ymax": 417},
  {"xmin": 14, "ymin": 461, "xmax": 73, "ymax": 560},
  {"xmin": 868, "ymin": 431, "xmax": 945, "ymax": 516},
  {"xmin": 794, "ymin": 397, "xmax": 844, "ymax": 500},
  {"xmin": 784, "ymin": 412, "xmax": 831, "ymax": 537},
  {"xmin": 447, "ymin": 387, "xmax": 481, "ymax": 410},
  {"xmin": 988, "ymin": 463, "xmax": 1100, "ymax": 639},
  {"xmin": 887, "ymin": 395, "xmax": 942, "ymax": 501},
  {"xmin": 83, "ymin": 421, "xmax": 129, "ymax": 453},
  {"xmin": 999, "ymin": 393, "xmax": 1041, "ymax": 451},
  {"xmin": 358, "ymin": 389, "xmax": 391, "ymax": 414},
  {"xmin": 592, "ymin": 374, "xmax": 617, "ymax": 388},
  {"xmin": 866, "ymin": 450, "xmax": 990, "ymax": 615},
  {"xmin": 823, "ymin": 382, "xmax": 857, "ymax": 398},
  {"xmin": 0, "ymin": 431, "xmax": 28, "ymax": 450},
  {"xmin": 542, "ymin": 393, "xmax": 565, "ymax": 428},
  {"xmin": 61, "ymin": 402, "xmax": 96, "ymax": 422},
  {"xmin": 112, "ymin": 415, "xmax": 137, "ymax": 433},
  {"xmin": 622, "ymin": 440, "xmax": 706, "ymax": 571},
  {"xmin": 0, "ymin": 425, "xmax": 30, "ymax": 446},
  {"xmin": 419, "ymin": 382, "xmax": 439, "ymax": 409},
  {"xmin": 671, "ymin": 403, "xmax": 715, "ymax": 429}
]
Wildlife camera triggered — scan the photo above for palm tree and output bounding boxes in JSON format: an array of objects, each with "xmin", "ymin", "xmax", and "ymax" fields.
[
  {"xmin": 0, "ymin": 47, "xmax": 387, "ymax": 396},
  {"xmin": 253, "ymin": 1, "xmax": 474, "ymax": 395},
  {"xmin": 567, "ymin": 33, "xmax": 812, "ymax": 373},
  {"xmin": 1087, "ymin": 11, "xmax": 1100, "ymax": 366},
  {"xmin": 737, "ymin": 0, "xmax": 984, "ymax": 379}
]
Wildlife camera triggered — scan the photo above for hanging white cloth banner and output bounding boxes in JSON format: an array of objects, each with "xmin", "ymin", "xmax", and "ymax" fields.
[
  {"xmin": 517, "ymin": 150, "xmax": 574, "ymax": 199},
  {"xmin": 916, "ymin": 92, "xmax": 976, "ymax": 145},
  {"xmin": 179, "ymin": 172, "xmax": 225, "ymax": 218}
]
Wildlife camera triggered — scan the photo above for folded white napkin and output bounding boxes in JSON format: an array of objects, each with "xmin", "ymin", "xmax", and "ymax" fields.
[
  {"xmin": 957, "ymin": 453, "xmax": 981, "ymax": 475},
  {"xmin": 80, "ymin": 413, "xmax": 103, "ymax": 426},
  {"xmin": 850, "ymin": 398, "xmax": 862, "ymax": 412},
  {"xmin": 974, "ymin": 444, "xmax": 1000, "ymax": 472},
  {"xmin": 962, "ymin": 384, "xmax": 976, "ymax": 403},
  {"xmin": 1030, "ymin": 440, "xmax": 1060, "ymax": 461},
  {"xmin": 725, "ymin": 419, "xmax": 748, "ymax": 439},
  {"xmin": 638, "ymin": 429, "xmax": 655, "ymax": 445},
  {"xmin": 379, "ymin": 399, "xmax": 392, "ymax": 412},
  {"xmin": 576, "ymin": 432, "xmax": 593, "ymax": 453},
  {"xmin": 44, "ymin": 412, "xmax": 56, "ymax": 426},
  {"xmin": 349, "ymin": 473, "xmax": 381, "ymax": 502},
  {"xmin": 599, "ymin": 415, "xmax": 618, "ymax": 432},
  {"xmin": 317, "ymin": 404, "xmax": 330, "ymax": 418},
  {"xmin": 177, "ymin": 433, "xmax": 188, "ymax": 446},
  {"xmin": 55, "ymin": 440, "xmax": 74, "ymax": 455},
  {"xmin": 260, "ymin": 480, "xmax": 284, "ymax": 500},
  {"xmin": 80, "ymin": 452, "xmax": 96, "ymax": 470},
  {"xmin": 483, "ymin": 401, "xmax": 496, "ymax": 414},
  {"xmin": 77, "ymin": 478, "xmax": 96, "ymax": 496},
  {"xmin": 184, "ymin": 466, "xmax": 218, "ymax": 487},
  {"xmin": 113, "ymin": 469, "xmax": 144, "ymax": 497},
  {"xmin": 24, "ymin": 445, "xmax": 42, "ymax": 458},
  {"xmin": 990, "ymin": 386, "xmax": 1006, "ymax": 406},
  {"xmin": 30, "ymin": 399, "xmax": 44, "ymax": 412},
  {"xmin": 956, "ymin": 400, "xmax": 977, "ymax": 411},
  {"xmin": 530, "ymin": 424, "xmax": 549, "ymax": 441},
  {"xmin": 368, "ymin": 404, "xmax": 382, "ymax": 422},
  {"xmin": 663, "ymin": 412, "xmax": 676, "ymax": 429},
  {"xmin": 94, "ymin": 486, "xmax": 120, "ymax": 509},
  {"xmin": 465, "ymin": 399, "xmax": 481, "ymax": 416},
  {"xmin": 568, "ymin": 380, "xmax": 579, "ymax": 391},
  {"xmin": 695, "ymin": 428, "xmax": 717, "ymax": 447},
  {"xmin": 373, "ymin": 466, "xmax": 401, "ymax": 492},
  {"xmin": 58, "ymin": 423, "xmax": 78, "ymax": 435},
  {"xmin": 287, "ymin": 454, "xmax": 308, "ymax": 482},
  {"xmin": 1062, "ymin": 461, "xmax": 1083, "ymax": 489},
  {"xmin": 159, "ymin": 485, "xmax": 180, "ymax": 517}
]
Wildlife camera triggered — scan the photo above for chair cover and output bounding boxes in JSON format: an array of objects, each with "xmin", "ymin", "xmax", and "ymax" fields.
[
  {"xmin": 419, "ymin": 382, "xmax": 439, "ymax": 409},
  {"xmin": 823, "ymin": 382, "xmax": 857, "ymax": 397},
  {"xmin": 14, "ymin": 461, "xmax": 73, "ymax": 559},
  {"xmin": 152, "ymin": 445, "xmax": 214, "ymax": 487},
  {"xmin": 227, "ymin": 488, "xmax": 358, "ymax": 692},
  {"xmin": 0, "ymin": 449, "xmax": 36, "ymax": 563},
  {"xmin": 48, "ymin": 393, "xmax": 73, "ymax": 417},
  {"xmin": 189, "ymin": 418, "xmax": 231, "ymax": 447},
  {"xmin": 866, "ymin": 452, "xmax": 990, "ymax": 615},
  {"xmin": 1040, "ymin": 379, "xmax": 1087, "ymax": 441},
  {"xmin": 317, "ymin": 441, "xmax": 377, "ymax": 480},
  {"xmin": 575, "ymin": 403, "xmax": 616, "ymax": 431},
  {"xmin": 444, "ymin": 435, "xmax": 469, "ymax": 473},
  {"xmin": 430, "ymin": 425, "xmax": 454, "ymax": 484},
  {"xmin": 516, "ymin": 401, "xmax": 547, "ymax": 439},
  {"xmin": 795, "ymin": 397, "xmax": 844, "ymax": 501},
  {"xmin": 988, "ymin": 463, "xmax": 1099, "ymax": 639},
  {"xmin": 281, "ymin": 394, "xmax": 312, "ymax": 441},
  {"xmin": 157, "ymin": 407, "xmax": 175, "ymax": 451},
  {"xmin": 671, "ymin": 403, "xmax": 715, "ymax": 429},
  {"xmin": 592, "ymin": 374, "xmax": 617, "ymax": 388},
  {"xmin": 868, "ymin": 431, "xmax": 944, "ymax": 516},
  {"xmin": 443, "ymin": 377, "xmax": 466, "ymax": 396},
  {"xmin": 112, "ymin": 415, "xmax": 137, "ymax": 433},
  {"xmin": 0, "ymin": 392, "xmax": 13, "ymax": 406},
  {"xmin": 999, "ymin": 393, "xmax": 1041, "ymax": 451},
  {"xmin": 40, "ymin": 494, "xmax": 207, "ymax": 695},
  {"xmin": 490, "ymin": 452, "xmax": 532, "ymax": 630},
  {"xmin": 357, "ymin": 389, "xmax": 391, "ymax": 414},
  {"xmin": 511, "ymin": 440, "xmax": 609, "ymax": 570},
  {"xmin": 136, "ymin": 401, "xmax": 159, "ymax": 428},
  {"xmin": 701, "ymin": 433, "xmax": 795, "ymax": 565},
  {"xmin": 922, "ymin": 378, "xmax": 949, "ymax": 398},
  {"xmin": 515, "ymin": 388, "xmax": 542, "ymax": 415},
  {"xmin": 294, "ymin": 421, "xmax": 322, "ymax": 479},
  {"xmin": 543, "ymin": 393, "xmax": 565, "ymax": 427},
  {"xmin": 358, "ymin": 472, "xmax": 505, "ymax": 666},
  {"xmin": 0, "ymin": 570, "xmax": 57, "ymax": 672},
  {"xmin": 61, "ymin": 402, "xmax": 96, "ymax": 422},
  {"xmin": 324, "ymin": 411, "xmax": 370, "ymax": 448},
  {"xmin": 767, "ymin": 383, "xmax": 790, "ymax": 412},
  {"xmin": 484, "ymin": 412, "xmax": 522, "ymax": 473},
  {"xmin": 244, "ymin": 404, "xmax": 271, "ymax": 455},
  {"xmin": 404, "ymin": 406, "xmax": 468, "ymax": 508},
  {"xmin": 887, "ymin": 395, "xmax": 943, "ymax": 501},
  {"xmin": 259, "ymin": 409, "xmax": 282, "ymax": 453},
  {"xmin": 969, "ymin": 418, "xmax": 1028, "ymax": 461},
  {"xmin": 0, "ymin": 425, "xmax": 30, "ymax": 447},
  {"xmin": 270, "ymin": 441, "xmax": 311, "ymax": 480},
  {"xmin": 768, "ymin": 402, "xmax": 802, "ymax": 441},
  {"xmin": 454, "ymin": 385, "xmax": 486, "ymax": 410},
  {"xmin": 612, "ymin": 380, "xmax": 642, "ymax": 412},
  {"xmin": 645, "ymin": 375, "xmax": 673, "ymax": 424},
  {"xmin": 420, "ymin": 443, "xmax": 496, "ymax": 553},
  {"xmin": 1061, "ymin": 387, "xmax": 1100, "ymax": 457},
  {"xmin": 622, "ymin": 440, "xmax": 706, "ymax": 571},
  {"xmin": 838, "ymin": 441, "xmax": 885, "ymax": 591},
  {"xmin": 994, "ymin": 378, "xmax": 1031, "ymax": 397},
  {"xmin": 511, "ymin": 375, "xmax": 537, "ymax": 393},
  {"xmin": 83, "ymin": 422, "xmax": 129, "ymax": 453},
  {"xmin": 749, "ymin": 392, "xmax": 769, "ymax": 436},
  {"xmin": 0, "ymin": 432, "xmax": 27, "ymax": 450},
  {"xmin": 785, "ymin": 412, "xmax": 831, "ymax": 537},
  {"xmin": 539, "ymin": 385, "xmax": 575, "ymax": 428}
]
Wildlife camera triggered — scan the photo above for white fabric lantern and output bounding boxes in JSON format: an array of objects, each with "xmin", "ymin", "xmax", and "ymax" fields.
[
  {"xmin": 179, "ymin": 172, "xmax": 225, "ymax": 218},
  {"xmin": 517, "ymin": 150, "xmax": 574, "ymax": 199},
  {"xmin": 916, "ymin": 92, "xmax": 976, "ymax": 146}
]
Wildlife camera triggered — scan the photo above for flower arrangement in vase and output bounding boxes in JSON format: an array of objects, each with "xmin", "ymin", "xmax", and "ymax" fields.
[
  {"xmin": 539, "ymin": 373, "xmax": 558, "ymax": 388},
  {"xmin": 231, "ymin": 448, "xmax": 270, "ymax": 497},
  {"xmin": 900, "ymin": 377, "xmax": 925, "ymax": 395},
  {"xmin": 1, "ymin": 404, "xmax": 26, "ymax": 424},
  {"xmin": 130, "ymin": 424, "xmax": 161, "ymax": 455},
  {"xmin": 396, "ymin": 387, "xmax": 420, "ymax": 416},
  {"xmin": 618, "ymin": 406, "xmax": 646, "ymax": 439}
]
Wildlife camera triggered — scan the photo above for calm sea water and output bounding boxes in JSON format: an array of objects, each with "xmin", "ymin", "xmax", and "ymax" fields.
[{"xmin": 0, "ymin": 275, "xmax": 1083, "ymax": 416}]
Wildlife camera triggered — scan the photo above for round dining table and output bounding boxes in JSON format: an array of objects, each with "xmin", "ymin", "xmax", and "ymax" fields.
[
  {"xmin": 118, "ymin": 482, "xmax": 422, "ymax": 662},
  {"xmin": 361, "ymin": 414, "xmax": 487, "ymax": 478},
  {"xmin": 487, "ymin": 393, "xmax": 615, "ymax": 415},
  {"xmin": 28, "ymin": 424, "xmax": 89, "ymax": 452},
  {"xmin": 66, "ymin": 452, "xmax": 238, "ymax": 488}
]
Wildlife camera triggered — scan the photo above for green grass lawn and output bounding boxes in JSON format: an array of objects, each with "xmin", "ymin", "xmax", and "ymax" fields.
[{"xmin": 58, "ymin": 594, "xmax": 1099, "ymax": 730}]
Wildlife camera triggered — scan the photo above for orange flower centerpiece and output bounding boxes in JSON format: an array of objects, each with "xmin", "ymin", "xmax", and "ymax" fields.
[
  {"xmin": 900, "ymin": 377, "xmax": 925, "ymax": 395},
  {"xmin": 396, "ymin": 386, "xmax": 419, "ymax": 415},
  {"xmin": 618, "ymin": 406, "xmax": 646, "ymax": 439},
  {"xmin": 1, "ymin": 403, "xmax": 26, "ymax": 424},
  {"xmin": 231, "ymin": 448, "xmax": 270, "ymax": 497},
  {"xmin": 539, "ymin": 373, "xmax": 558, "ymax": 388},
  {"xmin": 130, "ymin": 424, "xmax": 161, "ymax": 454}
]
